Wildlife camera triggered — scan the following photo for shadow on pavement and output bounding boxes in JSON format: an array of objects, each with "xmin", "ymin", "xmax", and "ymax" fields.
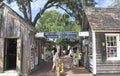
[
  {"xmin": 29, "ymin": 56, "xmax": 93, "ymax": 76},
  {"xmin": 29, "ymin": 61, "xmax": 55, "ymax": 76}
]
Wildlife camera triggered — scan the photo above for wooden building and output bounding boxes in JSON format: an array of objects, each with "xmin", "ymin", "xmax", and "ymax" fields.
[
  {"xmin": 0, "ymin": 3, "xmax": 42, "ymax": 76},
  {"xmin": 82, "ymin": 7, "xmax": 120, "ymax": 76}
]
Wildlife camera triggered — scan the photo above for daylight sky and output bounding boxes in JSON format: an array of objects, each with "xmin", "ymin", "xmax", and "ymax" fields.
[
  {"xmin": 95, "ymin": 0, "xmax": 115, "ymax": 7},
  {"xmin": 6, "ymin": 0, "xmax": 115, "ymax": 19},
  {"xmin": 6, "ymin": 0, "xmax": 47, "ymax": 19}
]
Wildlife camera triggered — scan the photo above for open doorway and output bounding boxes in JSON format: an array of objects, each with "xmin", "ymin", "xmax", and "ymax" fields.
[{"xmin": 4, "ymin": 38, "xmax": 17, "ymax": 70}]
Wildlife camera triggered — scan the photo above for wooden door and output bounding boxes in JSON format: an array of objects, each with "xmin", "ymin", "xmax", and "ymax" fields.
[{"xmin": 4, "ymin": 39, "xmax": 17, "ymax": 70}]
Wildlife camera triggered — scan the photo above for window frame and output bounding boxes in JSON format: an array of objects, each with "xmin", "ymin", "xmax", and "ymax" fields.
[{"xmin": 105, "ymin": 33, "xmax": 120, "ymax": 60}]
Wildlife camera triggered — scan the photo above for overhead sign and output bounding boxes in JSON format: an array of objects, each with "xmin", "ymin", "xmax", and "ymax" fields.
[
  {"xmin": 35, "ymin": 31, "xmax": 89, "ymax": 38},
  {"xmin": 35, "ymin": 32, "xmax": 44, "ymax": 37},
  {"xmin": 60, "ymin": 32, "xmax": 78, "ymax": 39},
  {"xmin": 79, "ymin": 31, "xmax": 89, "ymax": 36},
  {"xmin": 44, "ymin": 32, "xmax": 60, "ymax": 38},
  {"xmin": 44, "ymin": 32, "xmax": 78, "ymax": 39}
]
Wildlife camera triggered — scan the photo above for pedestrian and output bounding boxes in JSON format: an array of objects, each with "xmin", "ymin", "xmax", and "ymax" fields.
[
  {"xmin": 68, "ymin": 47, "xmax": 73, "ymax": 57},
  {"xmin": 62, "ymin": 48, "xmax": 66, "ymax": 56},
  {"xmin": 72, "ymin": 47, "xmax": 81, "ymax": 67},
  {"xmin": 51, "ymin": 47, "xmax": 59, "ymax": 71},
  {"xmin": 68, "ymin": 47, "xmax": 74, "ymax": 68}
]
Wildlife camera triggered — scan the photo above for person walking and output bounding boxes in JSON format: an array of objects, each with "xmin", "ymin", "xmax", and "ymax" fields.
[
  {"xmin": 68, "ymin": 47, "xmax": 73, "ymax": 68},
  {"xmin": 51, "ymin": 47, "xmax": 59, "ymax": 71},
  {"xmin": 73, "ymin": 47, "xmax": 81, "ymax": 67},
  {"xmin": 68, "ymin": 47, "xmax": 73, "ymax": 57}
]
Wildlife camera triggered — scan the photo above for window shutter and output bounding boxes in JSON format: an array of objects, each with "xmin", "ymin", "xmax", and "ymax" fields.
[{"xmin": 100, "ymin": 34, "xmax": 106, "ymax": 61}]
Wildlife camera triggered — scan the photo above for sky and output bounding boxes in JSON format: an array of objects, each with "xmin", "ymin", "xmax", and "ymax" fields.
[
  {"xmin": 95, "ymin": 0, "xmax": 115, "ymax": 7},
  {"xmin": 5, "ymin": 0, "xmax": 115, "ymax": 20},
  {"xmin": 6, "ymin": 0, "xmax": 47, "ymax": 19}
]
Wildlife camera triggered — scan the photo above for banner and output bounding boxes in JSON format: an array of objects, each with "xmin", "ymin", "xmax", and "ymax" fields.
[{"xmin": 44, "ymin": 32, "xmax": 78, "ymax": 39}]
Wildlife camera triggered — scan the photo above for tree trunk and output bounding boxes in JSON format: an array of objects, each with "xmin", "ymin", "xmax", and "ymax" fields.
[{"xmin": 27, "ymin": 0, "xmax": 32, "ymax": 22}]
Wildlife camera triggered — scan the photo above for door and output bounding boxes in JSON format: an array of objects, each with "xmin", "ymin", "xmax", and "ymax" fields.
[{"xmin": 4, "ymin": 38, "xmax": 17, "ymax": 70}]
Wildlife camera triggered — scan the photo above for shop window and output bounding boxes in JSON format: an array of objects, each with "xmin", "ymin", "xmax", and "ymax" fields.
[{"xmin": 106, "ymin": 34, "xmax": 118, "ymax": 60}]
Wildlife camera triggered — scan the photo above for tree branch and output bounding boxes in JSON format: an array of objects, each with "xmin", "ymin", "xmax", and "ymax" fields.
[
  {"xmin": 58, "ymin": 6, "xmax": 82, "ymax": 25},
  {"xmin": 59, "ymin": 6, "xmax": 72, "ymax": 16},
  {"xmin": 27, "ymin": 0, "xmax": 32, "ymax": 22},
  {"xmin": 32, "ymin": 0, "xmax": 56, "ymax": 26},
  {"xmin": 17, "ymin": 0, "xmax": 28, "ymax": 20}
]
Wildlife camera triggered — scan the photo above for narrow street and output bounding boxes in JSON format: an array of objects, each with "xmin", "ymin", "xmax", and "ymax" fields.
[
  {"xmin": 29, "ymin": 56, "xmax": 93, "ymax": 76},
  {"xmin": 29, "ymin": 61, "xmax": 56, "ymax": 76}
]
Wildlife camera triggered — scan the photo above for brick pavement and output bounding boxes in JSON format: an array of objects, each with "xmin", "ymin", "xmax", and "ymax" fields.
[
  {"xmin": 29, "ymin": 61, "xmax": 55, "ymax": 76},
  {"xmin": 29, "ymin": 56, "xmax": 93, "ymax": 76},
  {"xmin": 62, "ymin": 56, "xmax": 93, "ymax": 76},
  {"xmin": 63, "ymin": 66, "xmax": 93, "ymax": 76}
]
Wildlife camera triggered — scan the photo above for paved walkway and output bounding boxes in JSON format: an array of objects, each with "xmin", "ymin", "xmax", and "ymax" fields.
[
  {"xmin": 62, "ymin": 56, "xmax": 93, "ymax": 76},
  {"xmin": 29, "ymin": 56, "xmax": 93, "ymax": 76},
  {"xmin": 64, "ymin": 66, "xmax": 93, "ymax": 76},
  {"xmin": 0, "ymin": 70, "xmax": 19, "ymax": 76},
  {"xmin": 29, "ymin": 61, "xmax": 55, "ymax": 76}
]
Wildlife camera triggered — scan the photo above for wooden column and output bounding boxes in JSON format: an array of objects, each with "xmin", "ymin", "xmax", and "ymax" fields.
[
  {"xmin": 92, "ymin": 31, "xmax": 96, "ymax": 75},
  {"xmin": 16, "ymin": 39, "xmax": 22, "ymax": 72},
  {"xmin": 0, "ymin": 38, "xmax": 4, "ymax": 72}
]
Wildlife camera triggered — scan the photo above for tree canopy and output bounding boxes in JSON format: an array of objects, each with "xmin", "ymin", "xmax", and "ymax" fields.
[
  {"xmin": 36, "ymin": 10, "xmax": 81, "ymax": 32},
  {"xmin": 36, "ymin": 10, "xmax": 64, "ymax": 32},
  {"xmin": 111, "ymin": 0, "xmax": 120, "ymax": 7},
  {"xmin": 0, "ymin": 0, "xmax": 96, "ymax": 27},
  {"xmin": 36, "ymin": 10, "xmax": 81, "ymax": 45}
]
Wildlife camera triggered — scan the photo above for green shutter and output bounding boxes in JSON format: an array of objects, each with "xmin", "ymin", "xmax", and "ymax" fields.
[{"xmin": 100, "ymin": 34, "xmax": 106, "ymax": 61}]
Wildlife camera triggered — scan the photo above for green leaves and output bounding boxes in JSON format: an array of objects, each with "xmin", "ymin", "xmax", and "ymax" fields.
[
  {"xmin": 111, "ymin": 0, "xmax": 120, "ymax": 8},
  {"xmin": 35, "ymin": 10, "xmax": 81, "ymax": 32},
  {"xmin": 0, "ymin": 0, "xmax": 3, "ymax": 1},
  {"xmin": 36, "ymin": 10, "xmax": 64, "ymax": 32}
]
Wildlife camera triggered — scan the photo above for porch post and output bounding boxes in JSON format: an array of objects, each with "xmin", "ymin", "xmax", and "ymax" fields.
[
  {"xmin": 92, "ymin": 31, "xmax": 96, "ymax": 75},
  {"xmin": 0, "ymin": 38, "xmax": 4, "ymax": 72}
]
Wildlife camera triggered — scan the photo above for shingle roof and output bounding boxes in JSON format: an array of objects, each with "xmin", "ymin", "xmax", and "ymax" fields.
[{"xmin": 84, "ymin": 7, "xmax": 120, "ymax": 32}]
